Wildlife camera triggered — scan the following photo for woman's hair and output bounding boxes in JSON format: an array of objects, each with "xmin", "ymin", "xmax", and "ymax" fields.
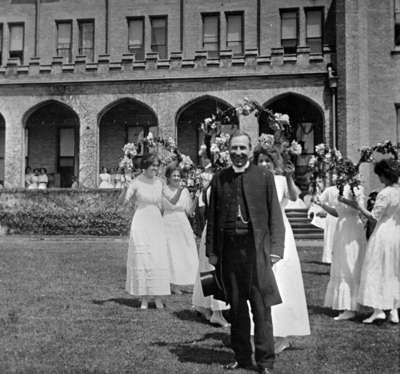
[
  {"xmin": 165, "ymin": 164, "xmax": 182, "ymax": 180},
  {"xmin": 25, "ymin": 166, "xmax": 31, "ymax": 173},
  {"xmin": 253, "ymin": 145, "xmax": 283, "ymax": 173},
  {"xmin": 374, "ymin": 159, "xmax": 399, "ymax": 184},
  {"xmin": 140, "ymin": 153, "xmax": 159, "ymax": 170}
]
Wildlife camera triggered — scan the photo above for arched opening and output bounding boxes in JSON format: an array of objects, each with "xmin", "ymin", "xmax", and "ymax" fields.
[
  {"xmin": 176, "ymin": 95, "xmax": 239, "ymax": 163},
  {"xmin": 259, "ymin": 93, "xmax": 325, "ymax": 191},
  {"xmin": 25, "ymin": 101, "xmax": 80, "ymax": 188},
  {"xmin": 98, "ymin": 98, "xmax": 158, "ymax": 176},
  {"xmin": 0, "ymin": 114, "xmax": 5, "ymax": 186}
]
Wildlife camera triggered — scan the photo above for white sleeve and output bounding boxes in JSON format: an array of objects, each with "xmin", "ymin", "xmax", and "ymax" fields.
[{"xmin": 371, "ymin": 189, "xmax": 388, "ymax": 221}]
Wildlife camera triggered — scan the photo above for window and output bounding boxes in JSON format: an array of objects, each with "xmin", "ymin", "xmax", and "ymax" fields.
[
  {"xmin": 128, "ymin": 18, "xmax": 144, "ymax": 60},
  {"xmin": 56, "ymin": 21, "xmax": 72, "ymax": 62},
  {"xmin": 202, "ymin": 14, "xmax": 219, "ymax": 58},
  {"xmin": 226, "ymin": 13, "xmax": 244, "ymax": 55},
  {"xmin": 78, "ymin": 20, "xmax": 94, "ymax": 61},
  {"xmin": 395, "ymin": 0, "xmax": 400, "ymax": 46},
  {"xmin": 0, "ymin": 24, "xmax": 3, "ymax": 66},
  {"xmin": 306, "ymin": 9, "xmax": 323, "ymax": 54},
  {"xmin": 9, "ymin": 23, "xmax": 24, "ymax": 63},
  {"xmin": 280, "ymin": 10, "xmax": 298, "ymax": 55},
  {"xmin": 150, "ymin": 16, "xmax": 167, "ymax": 59}
]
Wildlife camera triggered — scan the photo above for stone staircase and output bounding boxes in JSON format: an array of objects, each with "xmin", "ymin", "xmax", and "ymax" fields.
[{"xmin": 286, "ymin": 208, "xmax": 324, "ymax": 240}]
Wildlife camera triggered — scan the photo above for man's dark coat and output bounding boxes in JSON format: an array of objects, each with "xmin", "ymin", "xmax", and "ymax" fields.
[{"xmin": 206, "ymin": 164, "xmax": 285, "ymax": 307}]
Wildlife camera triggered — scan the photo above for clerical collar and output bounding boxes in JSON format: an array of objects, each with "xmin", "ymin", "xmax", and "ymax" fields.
[{"xmin": 232, "ymin": 161, "xmax": 250, "ymax": 173}]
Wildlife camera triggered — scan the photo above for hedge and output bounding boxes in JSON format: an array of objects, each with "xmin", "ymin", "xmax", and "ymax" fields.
[{"xmin": 0, "ymin": 189, "xmax": 132, "ymax": 236}]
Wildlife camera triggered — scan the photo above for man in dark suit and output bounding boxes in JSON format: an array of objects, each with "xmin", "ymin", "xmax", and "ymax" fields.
[{"xmin": 206, "ymin": 130, "xmax": 285, "ymax": 374}]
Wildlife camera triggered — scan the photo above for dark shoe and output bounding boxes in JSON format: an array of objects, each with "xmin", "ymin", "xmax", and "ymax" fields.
[{"xmin": 224, "ymin": 361, "xmax": 254, "ymax": 370}]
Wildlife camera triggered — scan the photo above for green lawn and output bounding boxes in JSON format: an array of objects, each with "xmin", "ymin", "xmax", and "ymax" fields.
[{"xmin": 0, "ymin": 237, "xmax": 398, "ymax": 374}]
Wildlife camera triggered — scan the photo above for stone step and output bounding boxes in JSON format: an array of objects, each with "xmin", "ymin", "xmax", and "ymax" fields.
[{"xmin": 294, "ymin": 232, "xmax": 324, "ymax": 240}]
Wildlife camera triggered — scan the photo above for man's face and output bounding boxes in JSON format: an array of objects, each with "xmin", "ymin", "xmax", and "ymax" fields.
[{"xmin": 229, "ymin": 135, "xmax": 251, "ymax": 167}]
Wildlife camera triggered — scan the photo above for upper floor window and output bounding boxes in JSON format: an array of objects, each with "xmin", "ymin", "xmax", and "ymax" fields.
[
  {"xmin": 226, "ymin": 12, "xmax": 244, "ymax": 56},
  {"xmin": 0, "ymin": 24, "xmax": 3, "ymax": 66},
  {"xmin": 150, "ymin": 16, "xmax": 167, "ymax": 59},
  {"xmin": 280, "ymin": 9, "xmax": 298, "ymax": 55},
  {"xmin": 9, "ymin": 23, "xmax": 24, "ymax": 63},
  {"xmin": 78, "ymin": 20, "xmax": 94, "ymax": 62},
  {"xmin": 128, "ymin": 18, "xmax": 144, "ymax": 60},
  {"xmin": 306, "ymin": 8, "xmax": 323, "ymax": 54},
  {"xmin": 56, "ymin": 21, "xmax": 72, "ymax": 62},
  {"xmin": 395, "ymin": 0, "xmax": 400, "ymax": 46},
  {"xmin": 202, "ymin": 13, "xmax": 219, "ymax": 58}
]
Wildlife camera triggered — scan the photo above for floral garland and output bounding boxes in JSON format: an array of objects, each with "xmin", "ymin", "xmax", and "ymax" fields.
[
  {"xmin": 199, "ymin": 97, "xmax": 291, "ymax": 139},
  {"xmin": 307, "ymin": 143, "xmax": 343, "ymax": 194}
]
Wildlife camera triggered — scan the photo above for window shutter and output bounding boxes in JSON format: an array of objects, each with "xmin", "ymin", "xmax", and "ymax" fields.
[
  {"xmin": 306, "ymin": 10, "xmax": 322, "ymax": 38},
  {"xmin": 227, "ymin": 14, "xmax": 242, "ymax": 42},
  {"xmin": 128, "ymin": 19, "xmax": 143, "ymax": 48},
  {"xmin": 281, "ymin": 13, "xmax": 297, "ymax": 39},
  {"xmin": 203, "ymin": 16, "xmax": 218, "ymax": 43},
  {"xmin": 9, "ymin": 24, "xmax": 24, "ymax": 51}
]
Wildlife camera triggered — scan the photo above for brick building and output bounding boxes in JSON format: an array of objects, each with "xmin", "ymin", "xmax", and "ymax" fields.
[{"xmin": 0, "ymin": 0, "xmax": 399, "ymax": 190}]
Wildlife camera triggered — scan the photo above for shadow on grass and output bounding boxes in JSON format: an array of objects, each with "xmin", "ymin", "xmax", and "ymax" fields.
[
  {"xmin": 307, "ymin": 304, "xmax": 337, "ymax": 317},
  {"xmin": 92, "ymin": 298, "xmax": 141, "ymax": 308},
  {"xmin": 173, "ymin": 309, "xmax": 232, "ymax": 326},
  {"xmin": 303, "ymin": 270, "xmax": 330, "ymax": 276},
  {"xmin": 152, "ymin": 332, "xmax": 232, "ymax": 365}
]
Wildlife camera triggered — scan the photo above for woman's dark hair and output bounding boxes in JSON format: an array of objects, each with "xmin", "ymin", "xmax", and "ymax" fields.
[
  {"xmin": 140, "ymin": 153, "xmax": 159, "ymax": 170},
  {"xmin": 374, "ymin": 159, "xmax": 399, "ymax": 184},
  {"xmin": 165, "ymin": 164, "xmax": 182, "ymax": 180}
]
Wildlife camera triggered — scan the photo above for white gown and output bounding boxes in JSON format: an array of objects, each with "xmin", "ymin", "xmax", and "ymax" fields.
[
  {"xmin": 324, "ymin": 185, "xmax": 366, "ymax": 311},
  {"xmin": 358, "ymin": 184, "xmax": 400, "ymax": 310},
  {"xmin": 319, "ymin": 186, "xmax": 339, "ymax": 264},
  {"xmin": 192, "ymin": 188, "xmax": 229, "ymax": 311},
  {"xmin": 125, "ymin": 176, "xmax": 170, "ymax": 296},
  {"xmin": 99, "ymin": 173, "xmax": 113, "ymax": 188},
  {"xmin": 251, "ymin": 175, "xmax": 310, "ymax": 337},
  {"xmin": 163, "ymin": 186, "xmax": 199, "ymax": 285}
]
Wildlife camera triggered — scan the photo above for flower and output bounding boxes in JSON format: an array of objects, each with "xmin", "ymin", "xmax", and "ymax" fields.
[
  {"xmin": 122, "ymin": 142, "xmax": 137, "ymax": 157},
  {"xmin": 198, "ymin": 144, "xmax": 207, "ymax": 157},
  {"xmin": 315, "ymin": 143, "xmax": 328, "ymax": 156},
  {"xmin": 274, "ymin": 113, "xmax": 290, "ymax": 125},
  {"xmin": 289, "ymin": 140, "xmax": 302, "ymax": 155},
  {"xmin": 258, "ymin": 133, "xmax": 275, "ymax": 148},
  {"xmin": 210, "ymin": 143, "xmax": 220, "ymax": 154}
]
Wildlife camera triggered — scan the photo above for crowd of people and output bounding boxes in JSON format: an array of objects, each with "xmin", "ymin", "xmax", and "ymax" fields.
[
  {"xmin": 24, "ymin": 166, "xmax": 49, "ymax": 189},
  {"xmin": 314, "ymin": 158, "xmax": 400, "ymax": 324}
]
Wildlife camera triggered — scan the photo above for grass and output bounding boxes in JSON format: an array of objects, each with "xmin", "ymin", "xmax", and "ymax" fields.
[{"xmin": 0, "ymin": 237, "xmax": 399, "ymax": 374}]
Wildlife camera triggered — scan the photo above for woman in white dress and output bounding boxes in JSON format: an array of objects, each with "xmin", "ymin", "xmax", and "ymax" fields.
[
  {"xmin": 252, "ymin": 148, "xmax": 310, "ymax": 352},
  {"xmin": 163, "ymin": 165, "xmax": 199, "ymax": 294},
  {"xmin": 192, "ymin": 182, "xmax": 230, "ymax": 328},
  {"xmin": 29, "ymin": 168, "xmax": 40, "ymax": 190},
  {"xmin": 38, "ymin": 168, "xmax": 48, "ymax": 189},
  {"xmin": 315, "ymin": 181, "xmax": 366, "ymax": 321},
  {"xmin": 124, "ymin": 154, "xmax": 184, "ymax": 309},
  {"xmin": 319, "ymin": 185, "xmax": 339, "ymax": 264},
  {"xmin": 25, "ymin": 167, "xmax": 34, "ymax": 189},
  {"xmin": 340, "ymin": 159, "xmax": 400, "ymax": 324},
  {"xmin": 99, "ymin": 167, "xmax": 113, "ymax": 188}
]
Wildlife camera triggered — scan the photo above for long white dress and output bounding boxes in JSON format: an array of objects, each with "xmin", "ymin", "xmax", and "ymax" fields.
[
  {"xmin": 163, "ymin": 186, "xmax": 199, "ymax": 285},
  {"xmin": 358, "ymin": 184, "xmax": 400, "ymax": 310},
  {"xmin": 192, "ymin": 188, "xmax": 229, "ymax": 311},
  {"xmin": 324, "ymin": 185, "xmax": 366, "ymax": 311},
  {"xmin": 125, "ymin": 176, "xmax": 170, "ymax": 296},
  {"xmin": 250, "ymin": 175, "xmax": 310, "ymax": 337},
  {"xmin": 319, "ymin": 186, "xmax": 339, "ymax": 264}
]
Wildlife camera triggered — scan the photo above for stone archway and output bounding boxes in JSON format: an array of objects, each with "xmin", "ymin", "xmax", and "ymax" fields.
[
  {"xmin": 176, "ymin": 95, "xmax": 238, "ymax": 163},
  {"xmin": 0, "ymin": 114, "xmax": 5, "ymax": 185},
  {"xmin": 259, "ymin": 93, "xmax": 325, "ymax": 191},
  {"xmin": 98, "ymin": 98, "xmax": 158, "ymax": 175},
  {"xmin": 24, "ymin": 100, "xmax": 80, "ymax": 188}
]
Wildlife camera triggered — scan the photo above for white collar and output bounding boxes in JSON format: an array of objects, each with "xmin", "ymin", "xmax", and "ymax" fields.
[{"xmin": 232, "ymin": 161, "xmax": 250, "ymax": 173}]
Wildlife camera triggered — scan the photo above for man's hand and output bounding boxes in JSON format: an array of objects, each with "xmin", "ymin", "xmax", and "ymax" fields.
[
  {"xmin": 270, "ymin": 254, "xmax": 281, "ymax": 265},
  {"xmin": 209, "ymin": 255, "xmax": 218, "ymax": 266}
]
